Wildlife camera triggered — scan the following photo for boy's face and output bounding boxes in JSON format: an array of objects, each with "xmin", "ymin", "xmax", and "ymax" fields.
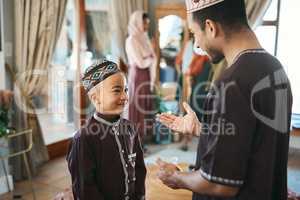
[{"xmin": 89, "ymin": 72, "xmax": 128, "ymax": 115}]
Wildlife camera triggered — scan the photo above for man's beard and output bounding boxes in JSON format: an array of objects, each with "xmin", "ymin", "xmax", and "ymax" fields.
[{"xmin": 207, "ymin": 48, "xmax": 225, "ymax": 64}]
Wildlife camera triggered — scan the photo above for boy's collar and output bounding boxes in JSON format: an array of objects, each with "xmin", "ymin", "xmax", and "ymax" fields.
[{"xmin": 93, "ymin": 112, "xmax": 121, "ymax": 126}]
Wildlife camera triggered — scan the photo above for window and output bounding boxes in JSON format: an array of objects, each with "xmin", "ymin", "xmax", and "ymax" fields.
[
  {"xmin": 52, "ymin": 1, "xmax": 75, "ymax": 67},
  {"xmin": 277, "ymin": 0, "xmax": 300, "ymax": 114},
  {"xmin": 38, "ymin": 0, "xmax": 113, "ymax": 144},
  {"xmin": 254, "ymin": 0, "xmax": 280, "ymax": 56},
  {"xmin": 38, "ymin": 0, "xmax": 77, "ymax": 145},
  {"xmin": 85, "ymin": 0, "xmax": 111, "ymax": 60},
  {"xmin": 256, "ymin": 0, "xmax": 300, "ymax": 115}
]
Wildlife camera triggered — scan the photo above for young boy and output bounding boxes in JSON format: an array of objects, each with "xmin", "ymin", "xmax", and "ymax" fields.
[{"xmin": 67, "ymin": 60, "xmax": 146, "ymax": 200}]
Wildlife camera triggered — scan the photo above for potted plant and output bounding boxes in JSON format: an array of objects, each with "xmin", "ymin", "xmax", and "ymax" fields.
[
  {"xmin": 0, "ymin": 90, "xmax": 13, "ymax": 194},
  {"xmin": 0, "ymin": 90, "xmax": 13, "ymax": 151},
  {"xmin": 0, "ymin": 90, "xmax": 13, "ymax": 138}
]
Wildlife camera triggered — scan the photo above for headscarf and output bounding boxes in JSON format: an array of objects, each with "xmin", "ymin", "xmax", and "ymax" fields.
[
  {"xmin": 126, "ymin": 10, "xmax": 156, "ymax": 66},
  {"xmin": 126, "ymin": 10, "xmax": 157, "ymax": 90}
]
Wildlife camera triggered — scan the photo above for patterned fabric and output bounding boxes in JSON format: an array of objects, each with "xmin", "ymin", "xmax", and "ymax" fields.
[
  {"xmin": 185, "ymin": 0, "xmax": 224, "ymax": 13},
  {"xmin": 81, "ymin": 60, "xmax": 121, "ymax": 93}
]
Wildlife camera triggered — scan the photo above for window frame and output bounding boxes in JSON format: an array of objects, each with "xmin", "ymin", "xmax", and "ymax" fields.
[{"xmin": 259, "ymin": 0, "xmax": 281, "ymax": 56}]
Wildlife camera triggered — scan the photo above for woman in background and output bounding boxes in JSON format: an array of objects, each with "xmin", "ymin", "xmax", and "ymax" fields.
[{"xmin": 125, "ymin": 11, "xmax": 157, "ymax": 144}]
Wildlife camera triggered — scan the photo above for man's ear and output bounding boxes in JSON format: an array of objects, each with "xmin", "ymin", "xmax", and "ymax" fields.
[{"xmin": 205, "ymin": 19, "xmax": 218, "ymax": 38}]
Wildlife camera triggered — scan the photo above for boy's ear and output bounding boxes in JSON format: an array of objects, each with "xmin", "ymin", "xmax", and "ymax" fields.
[{"xmin": 90, "ymin": 92, "xmax": 100, "ymax": 105}]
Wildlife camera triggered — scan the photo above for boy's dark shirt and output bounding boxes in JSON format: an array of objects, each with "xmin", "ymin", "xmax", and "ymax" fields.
[{"xmin": 67, "ymin": 113, "xmax": 147, "ymax": 200}]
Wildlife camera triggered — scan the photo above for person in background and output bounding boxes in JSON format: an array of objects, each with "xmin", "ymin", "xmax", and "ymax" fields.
[
  {"xmin": 181, "ymin": 51, "xmax": 212, "ymax": 151},
  {"xmin": 185, "ymin": 51, "xmax": 212, "ymax": 121},
  {"xmin": 125, "ymin": 10, "xmax": 157, "ymax": 146},
  {"xmin": 175, "ymin": 32, "xmax": 212, "ymax": 151}
]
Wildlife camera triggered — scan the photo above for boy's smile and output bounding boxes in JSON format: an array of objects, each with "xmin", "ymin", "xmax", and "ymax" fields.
[{"xmin": 89, "ymin": 72, "xmax": 128, "ymax": 115}]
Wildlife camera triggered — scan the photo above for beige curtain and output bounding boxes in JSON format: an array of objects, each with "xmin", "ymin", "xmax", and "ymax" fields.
[
  {"xmin": 211, "ymin": 0, "xmax": 272, "ymax": 82},
  {"xmin": 109, "ymin": 0, "xmax": 147, "ymax": 61},
  {"xmin": 10, "ymin": 0, "xmax": 67, "ymax": 180}
]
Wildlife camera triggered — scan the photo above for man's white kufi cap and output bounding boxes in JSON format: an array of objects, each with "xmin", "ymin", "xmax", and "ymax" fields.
[{"xmin": 185, "ymin": 0, "xmax": 225, "ymax": 13}]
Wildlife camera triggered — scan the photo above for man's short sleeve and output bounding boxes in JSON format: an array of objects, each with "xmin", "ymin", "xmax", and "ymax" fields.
[{"xmin": 199, "ymin": 81, "xmax": 256, "ymax": 187}]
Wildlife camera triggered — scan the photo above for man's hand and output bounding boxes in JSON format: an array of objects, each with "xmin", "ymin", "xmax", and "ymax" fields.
[
  {"xmin": 156, "ymin": 102, "xmax": 201, "ymax": 136},
  {"xmin": 156, "ymin": 158, "xmax": 181, "ymax": 174},
  {"xmin": 156, "ymin": 158, "xmax": 183, "ymax": 190},
  {"xmin": 156, "ymin": 158, "xmax": 239, "ymax": 197}
]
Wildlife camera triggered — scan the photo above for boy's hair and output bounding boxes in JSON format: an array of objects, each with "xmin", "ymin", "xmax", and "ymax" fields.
[{"xmin": 192, "ymin": 0, "xmax": 249, "ymax": 34}]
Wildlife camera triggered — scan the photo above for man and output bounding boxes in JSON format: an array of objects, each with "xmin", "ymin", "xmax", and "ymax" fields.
[{"xmin": 156, "ymin": 0, "xmax": 293, "ymax": 199}]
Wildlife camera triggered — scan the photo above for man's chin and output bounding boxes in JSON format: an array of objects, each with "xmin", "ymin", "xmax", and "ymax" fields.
[{"xmin": 211, "ymin": 55, "xmax": 225, "ymax": 64}]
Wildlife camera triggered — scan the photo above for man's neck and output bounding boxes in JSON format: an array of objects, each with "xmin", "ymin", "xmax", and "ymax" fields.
[{"xmin": 223, "ymin": 29, "xmax": 262, "ymax": 66}]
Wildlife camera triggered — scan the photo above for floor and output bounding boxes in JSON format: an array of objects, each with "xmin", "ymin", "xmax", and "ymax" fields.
[
  {"xmin": 292, "ymin": 114, "xmax": 300, "ymax": 128},
  {"xmin": 288, "ymin": 148, "xmax": 300, "ymax": 193},
  {"xmin": 0, "ymin": 138, "xmax": 299, "ymax": 200},
  {"xmin": 0, "ymin": 141, "xmax": 195, "ymax": 200},
  {"xmin": 0, "ymin": 157, "xmax": 70, "ymax": 200},
  {"xmin": 291, "ymin": 135, "xmax": 300, "ymax": 149}
]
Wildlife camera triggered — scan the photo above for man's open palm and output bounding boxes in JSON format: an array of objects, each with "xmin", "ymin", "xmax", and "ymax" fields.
[{"xmin": 156, "ymin": 102, "xmax": 201, "ymax": 136}]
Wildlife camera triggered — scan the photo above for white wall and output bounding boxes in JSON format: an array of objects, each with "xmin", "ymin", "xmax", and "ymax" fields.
[
  {"xmin": 1, "ymin": 0, "xmax": 14, "ymax": 90},
  {"xmin": 278, "ymin": 0, "xmax": 300, "ymax": 114},
  {"xmin": 0, "ymin": 52, "xmax": 4, "ymax": 89},
  {"xmin": 0, "ymin": 0, "xmax": 5, "ymax": 89},
  {"xmin": 0, "ymin": 0, "xmax": 14, "ymax": 194}
]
